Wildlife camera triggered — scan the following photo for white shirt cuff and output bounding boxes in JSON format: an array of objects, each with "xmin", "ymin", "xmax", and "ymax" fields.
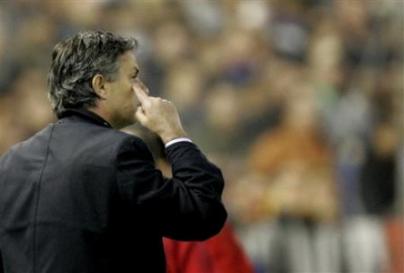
[{"xmin": 165, "ymin": 137, "xmax": 193, "ymax": 148}]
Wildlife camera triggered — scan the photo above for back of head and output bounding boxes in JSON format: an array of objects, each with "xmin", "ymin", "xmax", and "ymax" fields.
[{"xmin": 48, "ymin": 31, "xmax": 137, "ymax": 117}]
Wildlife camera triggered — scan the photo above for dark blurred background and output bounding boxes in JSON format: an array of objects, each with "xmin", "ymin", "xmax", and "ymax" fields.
[{"xmin": 0, "ymin": 0, "xmax": 403, "ymax": 272}]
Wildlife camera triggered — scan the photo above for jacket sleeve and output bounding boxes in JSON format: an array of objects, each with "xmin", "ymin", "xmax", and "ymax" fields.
[{"xmin": 115, "ymin": 136, "xmax": 227, "ymax": 241}]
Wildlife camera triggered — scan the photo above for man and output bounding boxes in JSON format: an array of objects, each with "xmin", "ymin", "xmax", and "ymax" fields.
[{"xmin": 0, "ymin": 31, "xmax": 226, "ymax": 273}]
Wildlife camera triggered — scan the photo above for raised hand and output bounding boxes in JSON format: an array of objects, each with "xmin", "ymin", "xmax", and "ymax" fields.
[{"xmin": 133, "ymin": 85, "xmax": 187, "ymax": 144}]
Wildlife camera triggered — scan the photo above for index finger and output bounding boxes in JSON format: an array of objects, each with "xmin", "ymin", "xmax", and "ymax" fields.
[{"xmin": 133, "ymin": 84, "xmax": 149, "ymax": 105}]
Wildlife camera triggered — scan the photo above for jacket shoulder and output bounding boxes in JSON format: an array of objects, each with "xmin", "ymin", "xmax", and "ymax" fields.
[{"xmin": 58, "ymin": 123, "xmax": 150, "ymax": 165}]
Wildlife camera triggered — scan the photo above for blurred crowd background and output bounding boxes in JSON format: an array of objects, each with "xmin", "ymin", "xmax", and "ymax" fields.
[{"xmin": 0, "ymin": 0, "xmax": 403, "ymax": 272}]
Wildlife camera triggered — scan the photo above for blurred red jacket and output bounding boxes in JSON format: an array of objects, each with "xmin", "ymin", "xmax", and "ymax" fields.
[{"xmin": 163, "ymin": 223, "xmax": 254, "ymax": 273}]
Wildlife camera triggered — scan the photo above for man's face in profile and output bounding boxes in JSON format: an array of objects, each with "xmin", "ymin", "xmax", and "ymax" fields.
[{"xmin": 104, "ymin": 51, "xmax": 147, "ymax": 128}]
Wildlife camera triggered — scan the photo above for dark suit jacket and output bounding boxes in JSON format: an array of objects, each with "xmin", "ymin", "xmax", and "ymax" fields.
[{"xmin": 0, "ymin": 109, "xmax": 226, "ymax": 273}]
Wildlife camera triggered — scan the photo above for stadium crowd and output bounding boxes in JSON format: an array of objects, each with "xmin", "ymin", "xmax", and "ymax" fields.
[{"xmin": 0, "ymin": 0, "xmax": 403, "ymax": 272}]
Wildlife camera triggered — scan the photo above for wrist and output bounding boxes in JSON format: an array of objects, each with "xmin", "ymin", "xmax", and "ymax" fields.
[{"xmin": 160, "ymin": 128, "xmax": 188, "ymax": 144}]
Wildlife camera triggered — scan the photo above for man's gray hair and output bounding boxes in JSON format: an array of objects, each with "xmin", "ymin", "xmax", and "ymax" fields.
[{"xmin": 48, "ymin": 31, "xmax": 137, "ymax": 116}]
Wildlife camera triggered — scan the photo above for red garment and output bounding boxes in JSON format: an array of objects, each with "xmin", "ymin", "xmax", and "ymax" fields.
[
  {"xmin": 164, "ymin": 223, "xmax": 254, "ymax": 273},
  {"xmin": 384, "ymin": 217, "xmax": 404, "ymax": 273}
]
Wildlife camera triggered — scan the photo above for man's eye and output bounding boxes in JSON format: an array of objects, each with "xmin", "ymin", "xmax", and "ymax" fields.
[{"xmin": 131, "ymin": 69, "xmax": 139, "ymax": 80}]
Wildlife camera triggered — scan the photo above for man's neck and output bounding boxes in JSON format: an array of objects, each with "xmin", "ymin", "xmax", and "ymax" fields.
[{"xmin": 88, "ymin": 106, "xmax": 112, "ymax": 126}]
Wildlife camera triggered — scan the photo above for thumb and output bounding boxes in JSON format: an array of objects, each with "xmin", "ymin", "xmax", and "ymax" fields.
[{"xmin": 135, "ymin": 106, "xmax": 148, "ymax": 125}]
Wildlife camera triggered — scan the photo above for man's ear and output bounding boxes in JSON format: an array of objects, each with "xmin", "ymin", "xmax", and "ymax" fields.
[{"xmin": 91, "ymin": 74, "xmax": 108, "ymax": 99}]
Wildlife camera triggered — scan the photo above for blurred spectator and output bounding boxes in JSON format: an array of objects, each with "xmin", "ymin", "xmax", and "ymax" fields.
[
  {"xmin": 249, "ymin": 83, "xmax": 337, "ymax": 221},
  {"xmin": 245, "ymin": 83, "xmax": 338, "ymax": 272},
  {"xmin": 360, "ymin": 121, "xmax": 398, "ymax": 216},
  {"xmin": 180, "ymin": 0, "xmax": 223, "ymax": 37}
]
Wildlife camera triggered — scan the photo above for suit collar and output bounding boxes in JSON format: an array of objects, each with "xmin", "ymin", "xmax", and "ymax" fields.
[{"xmin": 58, "ymin": 109, "xmax": 112, "ymax": 128}]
